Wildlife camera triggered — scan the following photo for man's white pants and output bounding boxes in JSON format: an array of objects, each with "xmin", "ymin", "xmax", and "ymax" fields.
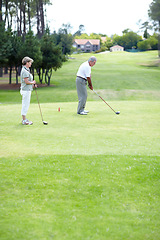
[{"xmin": 20, "ymin": 90, "xmax": 31, "ymax": 116}]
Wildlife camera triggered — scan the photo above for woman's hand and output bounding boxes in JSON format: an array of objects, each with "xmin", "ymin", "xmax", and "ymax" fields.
[
  {"xmin": 33, "ymin": 83, "xmax": 38, "ymax": 88},
  {"xmin": 32, "ymin": 80, "xmax": 36, "ymax": 85}
]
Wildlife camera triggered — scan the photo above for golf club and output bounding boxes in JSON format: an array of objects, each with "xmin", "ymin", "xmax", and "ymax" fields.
[
  {"xmin": 93, "ymin": 89, "xmax": 120, "ymax": 115},
  {"xmin": 35, "ymin": 87, "xmax": 48, "ymax": 125}
]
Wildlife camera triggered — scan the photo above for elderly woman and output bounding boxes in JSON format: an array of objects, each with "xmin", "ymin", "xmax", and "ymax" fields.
[
  {"xmin": 20, "ymin": 56, "xmax": 37, "ymax": 125},
  {"xmin": 76, "ymin": 56, "xmax": 97, "ymax": 115}
]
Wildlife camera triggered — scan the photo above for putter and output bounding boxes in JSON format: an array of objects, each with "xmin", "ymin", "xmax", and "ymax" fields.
[
  {"xmin": 35, "ymin": 87, "xmax": 48, "ymax": 125},
  {"xmin": 93, "ymin": 89, "xmax": 120, "ymax": 115}
]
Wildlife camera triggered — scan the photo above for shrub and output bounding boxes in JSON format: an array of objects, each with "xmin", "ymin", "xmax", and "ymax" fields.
[{"xmin": 137, "ymin": 40, "xmax": 151, "ymax": 51}]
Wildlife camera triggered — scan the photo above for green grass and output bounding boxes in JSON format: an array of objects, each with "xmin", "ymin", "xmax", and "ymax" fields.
[
  {"xmin": 0, "ymin": 51, "xmax": 160, "ymax": 103},
  {"xmin": 0, "ymin": 51, "xmax": 160, "ymax": 239},
  {"xmin": 1, "ymin": 154, "xmax": 159, "ymax": 240},
  {"xmin": 0, "ymin": 101, "xmax": 160, "ymax": 157}
]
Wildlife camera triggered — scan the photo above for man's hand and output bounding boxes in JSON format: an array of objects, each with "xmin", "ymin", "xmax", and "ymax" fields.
[{"xmin": 88, "ymin": 84, "xmax": 93, "ymax": 90}]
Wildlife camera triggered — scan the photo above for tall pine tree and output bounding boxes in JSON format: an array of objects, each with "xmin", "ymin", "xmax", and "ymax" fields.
[{"xmin": 149, "ymin": 0, "xmax": 160, "ymax": 57}]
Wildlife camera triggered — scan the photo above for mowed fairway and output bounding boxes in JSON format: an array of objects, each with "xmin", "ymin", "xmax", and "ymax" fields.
[{"xmin": 0, "ymin": 51, "xmax": 160, "ymax": 240}]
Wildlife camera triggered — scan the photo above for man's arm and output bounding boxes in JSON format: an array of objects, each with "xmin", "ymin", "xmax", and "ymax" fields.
[{"xmin": 87, "ymin": 77, "xmax": 93, "ymax": 90}]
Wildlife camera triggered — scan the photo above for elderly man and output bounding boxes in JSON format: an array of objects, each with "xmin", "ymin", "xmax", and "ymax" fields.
[{"xmin": 76, "ymin": 56, "xmax": 97, "ymax": 115}]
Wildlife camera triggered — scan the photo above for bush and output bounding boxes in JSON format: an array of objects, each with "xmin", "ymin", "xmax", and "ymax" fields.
[
  {"xmin": 148, "ymin": 35, "xmax": 158, "ymax": 50},
  {"xmin": 137, "ymin": 40, "xmax": 151, "ymax": 51},
  {"xmin": 95, "ymin": 47, "xmax": 107, "ymax": 53}
]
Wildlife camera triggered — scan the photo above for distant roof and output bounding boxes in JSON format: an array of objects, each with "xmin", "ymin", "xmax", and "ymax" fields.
[
  {"xmin": 74, "ymin": 39, "xmax": 100, "ymax": 45},
  {"xmin": 101, "ymin": 37, "xmax": 106, "ymax": 43},
  {"xmin": 110, "ymin": 45, "xmax": 124, "ymax": 49}
]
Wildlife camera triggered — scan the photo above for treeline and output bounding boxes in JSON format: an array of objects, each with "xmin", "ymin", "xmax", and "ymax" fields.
[
  {"xmin": 111, "ymin": 30, "xmax": 159, "ymax": 51},
  {"xmin": 75, "ymin": 30, "xmax": 159, "ymax": 52},
  {"xmin": 0, "ymin": 0, "xmax": 74, "ymax": 85},
  {"xmin": 0, "ymin": 0, "xmax": 50, "ymax": 38},
  {"xmin": 0, "ymin": 0, "xmax": 159, "ymax": 85},
  {"xmin": 74, "ymin": 0, "xmax": 160, "ymax": 55},
  {"xmin": 0, "ymin": 23, "xmax": 73, "ymax": 85}
]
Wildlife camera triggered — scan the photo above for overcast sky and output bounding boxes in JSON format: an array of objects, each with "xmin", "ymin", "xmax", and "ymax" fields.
[{"xmin": 45, "ymin": 0, "xmax": 153, "ymax": 36}]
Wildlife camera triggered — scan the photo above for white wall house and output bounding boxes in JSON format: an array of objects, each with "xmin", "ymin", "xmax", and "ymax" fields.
[{"xmin": 110, "ymin": 45, "xmax": 124, "ymax": 52}]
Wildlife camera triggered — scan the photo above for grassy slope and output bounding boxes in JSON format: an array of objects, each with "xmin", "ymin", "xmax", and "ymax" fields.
[
  {"xmin": 0, "ymin": 51, "xmax": 160, "ymax": 104},
  {"xmin": 0, "ymin": 51, "xmax": 160, "ymax": 240}
]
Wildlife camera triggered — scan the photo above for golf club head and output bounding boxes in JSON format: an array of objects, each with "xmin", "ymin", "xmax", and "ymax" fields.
[
  {"xmin": 116, "ymin": 111, "xmax": 120, "ymax": 115},
  {"xmin": 43, "ymin": 121, "xmax": 48, "ymax": 125}
]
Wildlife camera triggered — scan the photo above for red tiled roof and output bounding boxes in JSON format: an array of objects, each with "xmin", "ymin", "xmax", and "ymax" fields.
[{"xmin": 74, "ymin": 39, "xmax": 100, "ymax": 45}]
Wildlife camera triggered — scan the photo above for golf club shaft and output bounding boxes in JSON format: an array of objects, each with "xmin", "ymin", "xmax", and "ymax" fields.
[
  {"xmin": 35, "ymin": 88, "xmax": 44, "ymax": 122},
  {"xmin": 93, "ymin": 89, "xmax": 116, "ymax": 114}
]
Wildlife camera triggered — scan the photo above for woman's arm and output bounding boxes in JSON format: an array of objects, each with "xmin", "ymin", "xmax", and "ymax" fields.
[{"xmin": 24, "ymin": 78, "xmax": 36, "ymax": 85}]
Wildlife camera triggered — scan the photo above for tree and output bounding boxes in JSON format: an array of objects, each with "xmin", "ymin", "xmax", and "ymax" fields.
[
  {"xmin": 39, "ymin": 30, "xmax": 63, "ymax": 85},
  {"xmin": 74, "ymin": 24, "xmax": 85, "ymax": 36},
  {"xmin": 122, "ymin": 28, "xmax": 131, "ymax": 34},
  {"xmin": 0, "ymin": 0, "xmax": 2, "ymax": 21},
  {"xmin": 113, "ymin": 35, "xmax": 124, "ymax": 47},
  {"xmin": 7, "ymin": 31, "xmax": 23, "ymax": 84},
  {"xmin": 20, "ymin": 30, "xmax": 42, "ymax": 65},
  {"xmin": 36, "ymin": 0, "xmax": 45, "ymax": 38},
  {"xmin": 0, "ymin": 0, "xmax": 66, "ymax": 86},
  {"xmin": 0, "ymin": 22, "xmax": 7, "ymax": 77},
  {"xmin": 148, "ymin": 0, "xmax": 160, "ymax": 57},
  {"xmin": 148, "ymin": 33, "xmax": 158, "ymax": 49},
  {"xmin": 0, "ymin": 23, "xmax": 14, "ymax": 78},
  {"xmin": 140, "ymin": 21, "xmax": 152, "ymax": 39},
  {"xmin": 0, "ymin": 0, "xmax": 52, "ymax": 37},
  {"xmin": 113, "ymin": 31, "xmax": 142, "ymax": 50},
  {"xmin": 57, "ymin": 25, "xmax": 74, "ymax": 55},
  {"xmin": 144, "ymin": 28, "xmax": 149, "ymax": 39},
  {"xmin": 75, "ymin": 33, "xmax": 89, "ymax": 39},
  {"xmin": 20, "ymin": 29, "xmax": 42, "ymax": 79},
  {"xmin": 104, "ymin": 38, "xmax": 114, "ymax": 50},
  {"xmin": 137, "ymin": 40, "xmax": 151, "ymax": 51}
]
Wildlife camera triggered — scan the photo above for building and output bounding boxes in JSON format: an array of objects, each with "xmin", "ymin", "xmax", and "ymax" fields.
[
  {"xmin": 73, "ymin": 39, "xmax": 100, "ymax": 52},
  {"xmin": 101, "ymin": 37, "xmax": 107, "ymax": 43},
  {"xmin": 110, "ymin": 45, "xmax": 124, "ymax": 52}
]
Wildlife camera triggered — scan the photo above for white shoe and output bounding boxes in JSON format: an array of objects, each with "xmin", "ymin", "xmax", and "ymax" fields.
[
  {"xmin": 78, "ymin": 111, "xmax": 87, "ymax": 115},
  {"xmin": 22, "ymin": 119, "xmax": 33, "ymax": 125},
  {"xmin": 84, "ymin": 110, "xmax": 89, "ymax": 113}
]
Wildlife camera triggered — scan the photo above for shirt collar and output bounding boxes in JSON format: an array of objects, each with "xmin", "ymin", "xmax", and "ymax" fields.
[{"xmin": 23, "ymin": 66, "xmax": 30, "ymax": 72}]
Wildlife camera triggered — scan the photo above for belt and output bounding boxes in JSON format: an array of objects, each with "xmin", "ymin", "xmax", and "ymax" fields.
[{"xmin": 77, "ymin": 76, "xmax": 87, "ymax": 81}]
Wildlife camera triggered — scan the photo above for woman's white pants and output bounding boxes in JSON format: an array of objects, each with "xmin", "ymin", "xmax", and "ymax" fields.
[{"xmin": 20, "ymin": 90, "xmax": 31, "ymax": 116}]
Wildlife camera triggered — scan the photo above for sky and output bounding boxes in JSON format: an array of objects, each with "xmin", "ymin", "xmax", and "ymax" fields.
[{"xmin": 45, "ymin": 0, "xmax": 153, "ymax": 36}]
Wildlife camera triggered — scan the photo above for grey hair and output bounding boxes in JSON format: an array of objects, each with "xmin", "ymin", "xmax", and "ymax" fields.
[
  {"xmin": 88, "ymin": 56, "xmax": 97, "ymax": 63},
  {"xmin": 22, "ymin": 56, "xmax": 34, "ymax": 65}
]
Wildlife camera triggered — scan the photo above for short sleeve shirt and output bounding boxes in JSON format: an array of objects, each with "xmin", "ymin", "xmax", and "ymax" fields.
[
  {"xmin": 77, "ymin": 61, "xmax": 91, "ymax": 80},
  {"xmin": 20, "ymin": 66, "xmax": 33, "ymax": 91}
]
